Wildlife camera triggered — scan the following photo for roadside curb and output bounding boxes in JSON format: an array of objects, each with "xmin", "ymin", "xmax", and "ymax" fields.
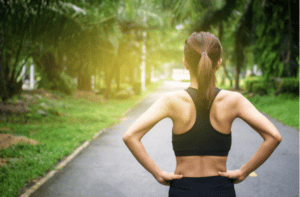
[{"xmin": 20, "ymin": 129, "xmax": 105, "ymax": 197}]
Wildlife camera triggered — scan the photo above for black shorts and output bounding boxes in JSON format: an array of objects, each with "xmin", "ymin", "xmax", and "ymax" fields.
[{"xmin": 169, "ymin": 176, "xmax": 236, "ymax": 197}]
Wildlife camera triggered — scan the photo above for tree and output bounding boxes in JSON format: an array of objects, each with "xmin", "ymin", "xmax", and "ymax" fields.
[
  {"xmin": 252, "ymin": 0, "xmax": 299, "ymax": 78},
  {"xmin": 0, "ymin": 0, "xmax": 122, "ymax": 100},
  {"xmin": 170, "ymin": 0, "xmax": 299, "ymax": 89},
  {"xmin": 0, "ymin": 0, "xmax": 61, "ymax": 101}
]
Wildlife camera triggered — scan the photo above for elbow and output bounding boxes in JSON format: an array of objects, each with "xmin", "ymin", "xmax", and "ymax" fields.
[
  {"xmin": 123, "ymin": 132, "xmax": 135, "ymax": 144},
  {"xmin": 275, "ymin": 134, "xmax": 282, "ymax": 144},
  {"xmin": 264, "ymin": 133, "xmax": 282, "ymax": 146},
  {"xmin": 122, "ymin": 133, "xmax": 130, "ymax": 143},
  {"xmin": 268, "ymin": 133, "xmax": 282, "ymax": 145}
]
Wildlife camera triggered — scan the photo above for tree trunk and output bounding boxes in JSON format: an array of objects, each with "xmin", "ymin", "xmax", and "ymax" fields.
[
  {"xmin": 235, "ymin": 63, "xmax": 240, "ymax": 90},
  {"xmin": 146, "ymin": 61, "xmax": 151, "ymax": 85},
  {"xmin": 78, "ymin": 72, "xmax": 92, "ymax": 91},
  {"xmin": 77, "ymin": 62, "xmax": 92, "ymax": 91},
  {"xmin": 218, "ymin": 21, "xmax": 225, "ymax": 86},
  {"xmin": 234, "ymin": 39, "xmax": 244, "ymax": 90},
  {"xmin": 129, "ymin": 63, "xmax": 134, "ymax": 85},
  {"xmin": 222, "ymin": 64, "xmax": 233, "ymax": 87},
  {"xmin": 0, "ymin": 28, "xmax": 9, "ymax": 101},
  {"xmin": 104, "ymin": 63, "xmax": 115, "ymax": 99},
  {"xmin": 116, "ymin": 63, "xmax": 120, "ymax": 91},
  {"xmin": 221, "ymin": 71, "xmax": 226, "ymax": 85}
]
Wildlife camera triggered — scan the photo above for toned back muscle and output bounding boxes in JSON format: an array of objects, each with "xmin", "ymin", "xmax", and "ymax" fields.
[
  {"xmin": 168, "ymin": 88, "xmax": 238, "ymax": 177},
  {"xmin": 170, "ymin": 89, "xmax": 237, "ymax": 136}
]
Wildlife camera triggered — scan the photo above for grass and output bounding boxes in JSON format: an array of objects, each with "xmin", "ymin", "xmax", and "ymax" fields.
[
  {"xmin": 247, "ymin": 93, "xmax": 299, "ymax": 129},
  {"xmin": 217, "ymin": 77, "xmax": 299, "ymax": 129},
  {"xmin": 0, "ymin": 80, "xmax": 163, "ymax": 197}
]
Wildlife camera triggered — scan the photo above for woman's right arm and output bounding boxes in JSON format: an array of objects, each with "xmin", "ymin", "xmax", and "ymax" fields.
[
  {"xmin": 219, "ymin": 92, "xmax": 282, "ymax": 183},
  {"xmin": 123, "ymin": 94, "xmax": 183, "ymax": 185}
]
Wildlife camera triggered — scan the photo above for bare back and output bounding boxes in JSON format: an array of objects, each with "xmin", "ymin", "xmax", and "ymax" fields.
[{"xmin": 169, "ymin": 88, "xmax": 239, "ymax": 177}]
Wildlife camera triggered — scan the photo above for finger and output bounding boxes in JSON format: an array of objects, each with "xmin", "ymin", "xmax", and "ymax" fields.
[
  {"xmin": 164, "ymin": 173, "xmax": 182, "ymax": 180},
  {"xmin": 172, "ymin": 174, "xmax": 183, "ymax": 179},
  {"xmin": 218, "ymin": 171, "xmax": 229, "ymax": 177},
  {"xmin": 158, "ymin": 179, "xmax": 170, "ymax": 186}
]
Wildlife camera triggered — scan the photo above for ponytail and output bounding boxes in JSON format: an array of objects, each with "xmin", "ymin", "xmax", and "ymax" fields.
[
  {"xmin": 184, "ymin": 32, "xmax": 222, "ymax": 111},
  {"xmin": 197, "ymin": 52, "xmax": 216, "ymax": 111}
]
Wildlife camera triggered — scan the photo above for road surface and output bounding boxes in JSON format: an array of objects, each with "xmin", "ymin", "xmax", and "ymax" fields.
[{"xmin": 31, "ymin": 81, "xmax": 299, "ymax": 197}]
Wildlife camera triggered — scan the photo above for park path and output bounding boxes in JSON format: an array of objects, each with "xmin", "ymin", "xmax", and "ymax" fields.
[{"xmin": 30, "ymin": 81, "xmax": 299, "ymax": 197}]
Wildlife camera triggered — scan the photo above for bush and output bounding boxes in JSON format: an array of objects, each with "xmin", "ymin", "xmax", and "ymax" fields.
[
  {"xmin": 243, "ymin": 76, "xmax": 271, "ymax": 93},
  {"xmin": 244, "ymin": 76, "xmax": 260, "ymax": 93},
  {"xmin": 273, "ymin": 77, "xmax": 299, "ymax": 95},
  {"xmin": 54, "ymin": 73, "xmax": 77, "ymax": 95},
  {"xmin": 37, "ymin": 72, "xmax": 77, "ymax": 95},
  {"xmin": 252, "ymin": 82, "xmax": 268, "ymax": 95},
  {"xmin": 115, "ymin": 88, "xmax": 134, "ymax": 99}
]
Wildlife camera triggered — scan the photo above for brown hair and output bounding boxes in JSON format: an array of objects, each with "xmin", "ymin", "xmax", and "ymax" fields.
[{"xmin": 184, "ymin": 32, "xmax": 222, "ymax": 111}]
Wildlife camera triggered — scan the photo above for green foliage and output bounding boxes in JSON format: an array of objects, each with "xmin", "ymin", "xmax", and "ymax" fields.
[
  {"xmin": 243, "ymin": 76, "xmax": 276, "ymax": 95},
  {"xmin": 273, "ymin": 77, "xmax": 299, "ymax": 95},
  {"xmin": 36, "ymin": 67, "xmax": 76, "ymax": 95},
  {"xmin": 253, "ymin": 0, "xmax": 298, "ymax": 78},
  {"xmin": 0, "ymin": 0, "xmax": 122, "ymax": 100},
  {"xmin": 241, "ymin": 76, "xmax": 299, "ymax": 96},
  {"xmin": 252, "ymin": 82, "xmax": 268, "ymax": 95},
  {"xmin": 54, "ymin": 73, "xmax": 77, "ymax": 95},
  {"xmin": 1, "ymin": 0, "xmax": 297, "ymax": 100},
  {"xmin": 281, "ymin": 78, "xmax": 299, "ymax": 94},
  {"xmin": 243, "ymin": 76, "xmax": 264, "ymax": 93}
]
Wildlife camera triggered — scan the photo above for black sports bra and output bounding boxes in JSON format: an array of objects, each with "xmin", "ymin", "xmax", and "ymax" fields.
[{"xmin": 172, "ymin": 87, "xmax": 231, "ymax": 157}]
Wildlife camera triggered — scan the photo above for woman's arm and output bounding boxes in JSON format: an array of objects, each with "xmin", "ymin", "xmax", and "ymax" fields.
[
  {"xmin": 123, "ymin": 93, "xmax": 183, "ymax": 186},
  {"xmin": 219, "ymin": 93, "xmax": 282, "ymax": 183}
]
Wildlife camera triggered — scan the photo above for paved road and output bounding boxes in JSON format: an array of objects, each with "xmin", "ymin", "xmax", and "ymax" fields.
[{"xmin": 31, "ymin": 81, "xmax": 299, "ymax": 197}]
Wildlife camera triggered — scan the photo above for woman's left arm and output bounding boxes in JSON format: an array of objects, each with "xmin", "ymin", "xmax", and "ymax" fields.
[{"xmin": 123, "ymin": 94, "xmax": 183, "ymax": 186}]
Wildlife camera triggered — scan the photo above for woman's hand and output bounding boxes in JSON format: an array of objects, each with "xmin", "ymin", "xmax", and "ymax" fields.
[
  {"xmin": 218, "ymin": 169, "xmax": 248, "ymax": 184},
  {"xmin": 155, "ymin": 171, "xmax": 183, "ymax": 186}
]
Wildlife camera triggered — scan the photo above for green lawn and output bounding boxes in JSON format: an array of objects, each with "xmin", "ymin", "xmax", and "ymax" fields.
[
  {"xmin": 0, "ymin": 81, "xmax": 163, "ymax": 197},
  {"xmin": 247, "ymin": 93, "xmax": 299, "ymax": 129}
]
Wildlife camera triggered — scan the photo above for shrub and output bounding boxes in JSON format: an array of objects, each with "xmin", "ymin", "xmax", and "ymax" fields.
[
  {"xmin": 252, "ymin": 82, "xmax": 268, "ymax": 95},
  {"xmin": 273, "ymin": 77, "xmax": 299, "ymax": 95},
  {"xmin": 54, "ymin": 73, "xmax": 77, "ymax": 95},
  {"xmin": 243, "ymin": 76, "xmax": 271, "ymax": 93},
  {"xmin": 115, "ymin": 88, "xmax": 134, "ymax": 99},
  {"xmin": 37, "ymin": 72, "xmax": 77, "ymax": 95}
]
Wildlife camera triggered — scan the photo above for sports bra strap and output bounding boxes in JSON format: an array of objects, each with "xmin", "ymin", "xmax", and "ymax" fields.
[
  {"xmin": 172, "ymin": 86, "xmax": 231, "ymax": 157},
  {"xmin": 185, "ymin": 87, "xmax": 221, "ymax": 110}
]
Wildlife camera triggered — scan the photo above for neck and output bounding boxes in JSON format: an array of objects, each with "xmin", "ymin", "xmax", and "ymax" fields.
[
  {"xmin": 189, "ymin": 74, "xmax": 198, "ymax": 89},
  {"xmin": 189, "ymin": 72, "xmax": 217, "ymax": 89}
]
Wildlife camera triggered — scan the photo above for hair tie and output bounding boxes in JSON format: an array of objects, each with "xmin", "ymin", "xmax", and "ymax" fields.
[{"xmin": 202, "ymin": 52, "xmax": 207, "ymax": 57}]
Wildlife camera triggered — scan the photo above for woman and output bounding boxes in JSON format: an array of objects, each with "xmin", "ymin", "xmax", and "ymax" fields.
[{"xmin": 123, "ymin": 32, "xmax": 282, "ymax": 196}]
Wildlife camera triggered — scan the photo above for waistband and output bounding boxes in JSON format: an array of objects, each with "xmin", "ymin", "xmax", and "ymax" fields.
[{"xmin": 171, "ymin": 176, "xmax": 235, "ymax": 184}]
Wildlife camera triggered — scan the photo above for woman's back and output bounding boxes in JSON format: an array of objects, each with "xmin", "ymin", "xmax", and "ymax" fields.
[
  {"xmin": 168, "ymin": 87, "xmax": 239, "ymax": 177},
  {"xmin": 123, "ymin": 32, "xmax": 281, "ymax": 196}
]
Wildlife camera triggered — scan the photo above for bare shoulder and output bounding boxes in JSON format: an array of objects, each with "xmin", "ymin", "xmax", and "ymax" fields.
[
  {"xmin": 217, "ymin": 89, "xmax": 244, "ymax": 105},
  {"xmin": 159, "ymin": 90, "xmax": 189, "ymax": 117},
  {"xmin": 160, "ymin": 90, "xmax": 188, "ymax": 105},
  {"xmin": 219, "ymin": 89, "xmax": 264, "ymax": 120},
  {"xmin": 215, "ymin": 89, "xmax": 248, "ymax": 119}
]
